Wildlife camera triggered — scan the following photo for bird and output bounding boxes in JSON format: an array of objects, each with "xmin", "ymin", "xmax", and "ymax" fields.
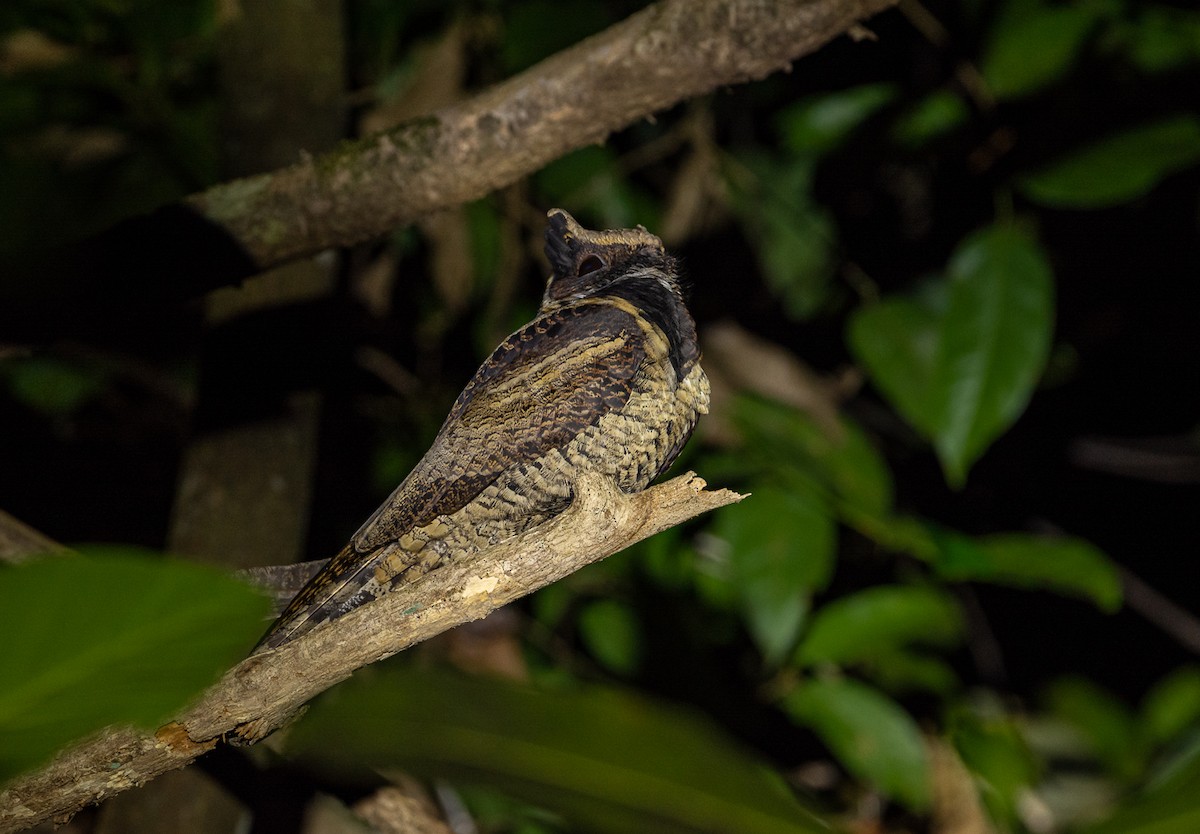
[{"xmin": 255, "ymin": 209, "xmax": 709, "ymax": 651}]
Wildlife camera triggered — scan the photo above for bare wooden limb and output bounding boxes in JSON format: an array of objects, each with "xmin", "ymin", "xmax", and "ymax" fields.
[
  {"xmin": 0, "ymin": 510, "xmax": 67, "ymax": 565},
  {"xmin": 186, "ymin": 0, "xmax": 897, "ymax": 272},
  {"xmin": 0, "ymin": 473, "xmax": 744, "ymax": 832}
]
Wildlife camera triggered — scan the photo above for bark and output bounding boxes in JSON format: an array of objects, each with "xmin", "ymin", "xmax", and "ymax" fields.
[
  {"xmin": 0, "ymin": 510, "xmax": 66, "ymax": 565},
  {"xmin": 188, "ymin": 0, "xmax": 895, "ymax": 272},
  {"xmin": 1, "ymin": 0, "xmax": 895, "ymax": 341},
  {"xmin": 0, "ymin": 472, "xmax": 743, "ymax": 832}
]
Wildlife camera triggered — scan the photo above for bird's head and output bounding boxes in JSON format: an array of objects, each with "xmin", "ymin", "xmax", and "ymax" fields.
[{"xmin": 540, "ymin": 209, "xmax": 682, "ymax": 312}]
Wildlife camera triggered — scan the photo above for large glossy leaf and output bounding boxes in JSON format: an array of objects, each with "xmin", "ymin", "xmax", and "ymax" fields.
[
  {"xmin": 0, "ymin": 550, "xmax": 271, "ymax": 783},
  {"xmin": 288, "ymin": 667, "xmax": 831, "ymax": 834},
  {"xmin": 932, "ymin": 227, "xmax": 1055, "ymax": 485},
  {"xmin": 714, "ymin": 485, "xmax": 836, "ymax": 664},
  {"xmin": 795, "ymin": 585, "xmax": 963, "ymax": 668},
  {"xmin": 981, "ymin": 0, "xmax": 1100, "ymax": 99},
  {"xmin": 932, "ymin": 531, "xmax": 1122, "ymax": 611},
  {"xmin": 1019, "ymin": 115, "xmax": 1200, "ymax": 208},
  {"xmin": 784, "ymin": 677, "xmax": 930, "ymax": 810},
  {"xmin": 849, "ymin": 226, "xmax": 1054, "ymax": 487}
]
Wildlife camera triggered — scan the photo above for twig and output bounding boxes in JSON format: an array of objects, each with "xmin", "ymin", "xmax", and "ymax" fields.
[
  {"xmin": 1119, "ymin": 566, "xmax": 1200, "ymax": 656},
  {"xmin": 0, "ymin": 511, "xmax": 68, "ymax": 565}
]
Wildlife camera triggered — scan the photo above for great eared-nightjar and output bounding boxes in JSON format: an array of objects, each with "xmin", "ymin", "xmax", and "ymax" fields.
[{"xmin": 257, "ymin": 209, "xmax": 709, "ymax": 650}]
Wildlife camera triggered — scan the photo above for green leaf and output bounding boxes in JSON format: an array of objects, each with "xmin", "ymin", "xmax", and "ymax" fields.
[
  {"xmin": 759, "ymin": 201, "xmax": 838, "ymax": 320},
  {"xmin": 532, "ymin": 583, "xmax": 574, "ymax": 630},
  {"xmin": 728, "ymin": 154, "xmax": 836, "ymax": 320},
  {"xmin": 932, "ymin": 226, "xmax": 1055, "ymax": 484},
  {"xmin": 714, "ymin": 486, "xmax": 835, "ymax": 664},
  {"xmin": 947, "ymin": 701, "xmax": 1040, "ymax": 828},
  {"xmin": 821, "ymin": 420, "xmax": 895, "ymax": 516},
  {"xmin": 981, "ymin": 0, "xmax": 1099, "ymax": 99},
  {"xmin": 289, "ymin": 667, "xmax": 830, "ymax": 834},
  {"xmin": 796, "ymin": 585, "xmax": 963, "ymax": 668},
  {"xmin": 1019, "ymin": 115, "xmax": 1200, "ymax": 208},
  {"xmin": 1142, "ymin": 667, "xmax": 1200, "ymax": 748},
  {"xmin": 3, "ymin": 357, "xmax": 106, "ymax": 417},
  {"xmin": 638, "ymin": 526, "xmax": 693, "ymax": 590},
  {"xmin": 1119, "ymin": 6, "xmax": 1200, "ymax": 74},
  {"xmin": 0, "ymin": 550, "xmax": 271, "ymax": 783},
  {"xmin": 577, "ymin": 600, "xmax": 642, "ymax": 676},
  {"xmin": 867, "ymin": 649, "xmax": 959, "ymax": 697},
  {"xmin": 932, "ymin": 532, "xmax": 1122, "ymax": 611},
  {"xmin": 1080, "ymin": 743, "xmax": 1200, "ymax": 834},
  {"xmin": 454, "ymin": 784, "xmax": 567, "ymax": 834},
  {"xmin": 891, "ymin": 90, "xmax": 970, "ymax": 148},
  {"xmin": 731, "ymin": 399, "xmax": 894, "ymax": 517},
  {"xmin": 1046, "ymin": 677, "xmax": 1142, "ymax": 780},
  {"xmin": 777, "ymin": 84, "xmax": 898, "ymax": 156},
  {"xmin": 839, "ymin": 511, "xmax": 939, "ymax": 562},
  {"xmin": 847, "ymin": 288, "xmax": 945, "ymax": 440},
  {"xmin": 784, "ymin": 677, "xmax": 930, "ymax": 810},
  {"xmin": 849, "ymin": 226, "xmax": 1055, "ymax": 486}
]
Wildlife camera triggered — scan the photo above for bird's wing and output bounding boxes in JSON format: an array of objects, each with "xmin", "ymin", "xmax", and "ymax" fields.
[{"xmin": 258, "ymin": 302, "xmax": 646, "ymax": 649}]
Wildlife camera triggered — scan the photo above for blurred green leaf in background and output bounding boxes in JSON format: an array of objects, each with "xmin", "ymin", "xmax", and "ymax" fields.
[
  {"xmin": 289, "ymin": 666, "xmax": 831, "ymax": 834},
  {"xmin": 0, "ymin": 549, "xmax": 271, "ymax": 783},
  {"xmin": 784, "ymin": 677, "xmax": 930, "ymax": 811},
  {"xmin": 1019, "ymin": 115, "xmax": 1200, "ymax": 209}
]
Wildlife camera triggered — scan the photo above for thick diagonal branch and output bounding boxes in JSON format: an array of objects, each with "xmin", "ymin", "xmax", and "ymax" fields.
[
  {"xmin": 189, "ymin": 0, "xmax": 895, "ymax": 272},
  {"xmin": 0, "ymin": 473, "xmax": 743, "ymax": 833}
]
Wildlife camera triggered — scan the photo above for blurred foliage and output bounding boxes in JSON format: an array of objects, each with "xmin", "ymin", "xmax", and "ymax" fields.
[
  {"xmin": 290, "ymin": 666, "xmax": 829, "ymax": 834},
  {"xmin": 0, "ymin": 548, "xmax": 270, "ymax": 783},
  {"xmin": 3, "ymin": 0, "xmax": 1200, "ymax": 832},
  {"xmin": 0, "ymin": 0, "xmax": 219, "ymax": 254},
  {"xmin": 1019, "ymin": 114, "xmax": 1200, "ymax": 208}
]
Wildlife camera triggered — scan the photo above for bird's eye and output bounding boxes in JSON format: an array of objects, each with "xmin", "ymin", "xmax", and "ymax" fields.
[{"xmin": 577, "ymin": 255, "xmax": 606, "ymax": 277}]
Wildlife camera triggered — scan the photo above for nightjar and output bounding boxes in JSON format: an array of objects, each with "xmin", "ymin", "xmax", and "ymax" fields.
[{"xmin": 257, "ymin": 209, "xmax": 708, "ymax": 650}]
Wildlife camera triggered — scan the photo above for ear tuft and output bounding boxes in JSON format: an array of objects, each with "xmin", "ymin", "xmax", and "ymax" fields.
[{"xmin": 544, "ymin": 209, "xmax": 577, "ymax": 276}]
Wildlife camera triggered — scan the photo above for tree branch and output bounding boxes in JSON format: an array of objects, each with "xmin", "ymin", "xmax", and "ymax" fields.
[
  {"xmin": 3, "ymin": 0, "xmax": 895, "ymax": 340},
  {"xmin": 0, "ymin": 511, "xmax": 67, "ymax": 565},
  {"xmin": 189, "ymin": 0, "xmax": 892, "ymax": 271},
  {"xmin": 0, "ymin": 472, "xmax": 743, "ymax": 832},
  {"xmin": 189, "ymin": 0, "xmax": 895, "ymax": 272}
]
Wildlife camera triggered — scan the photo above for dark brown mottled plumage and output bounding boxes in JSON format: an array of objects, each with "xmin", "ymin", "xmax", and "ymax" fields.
[{"xmin": 256, "ymin": 209, "xmax": 709, "ymax": 650}]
